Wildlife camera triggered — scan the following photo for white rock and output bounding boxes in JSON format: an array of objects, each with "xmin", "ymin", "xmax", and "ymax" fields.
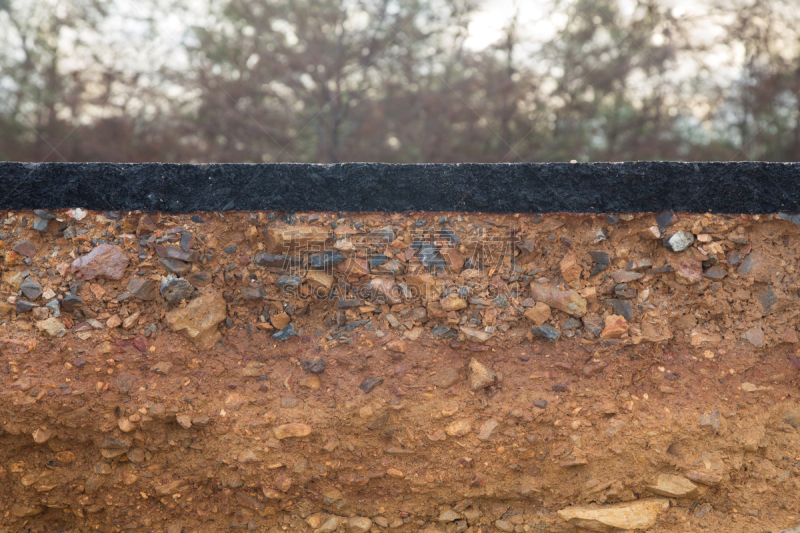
[{"xmin": 557, "ymin": 498, "xmax": 670, "ymax": 532}]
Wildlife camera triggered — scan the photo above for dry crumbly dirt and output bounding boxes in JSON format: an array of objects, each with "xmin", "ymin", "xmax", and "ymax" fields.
[{"xmin": 0, "ymin": 209, "xmax": 799, "ymax": 533}]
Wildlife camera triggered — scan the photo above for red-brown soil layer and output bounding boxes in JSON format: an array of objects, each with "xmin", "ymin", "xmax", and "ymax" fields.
[{"xmin": 1, "ymin": 210, "xmax": 799, "ymax": 533}]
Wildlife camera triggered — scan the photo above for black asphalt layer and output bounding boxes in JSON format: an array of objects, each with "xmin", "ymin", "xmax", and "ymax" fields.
[{"xmin": 1, "ymin": 162, "xmax": 798, "ymax": 213}]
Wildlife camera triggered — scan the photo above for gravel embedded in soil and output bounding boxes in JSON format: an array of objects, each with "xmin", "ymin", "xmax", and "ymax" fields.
[{"xmin": 0, "ymin": 209, "xmax": 799, "ymax": 532}]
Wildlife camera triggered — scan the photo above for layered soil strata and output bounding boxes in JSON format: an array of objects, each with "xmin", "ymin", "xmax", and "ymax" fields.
[{"xmin": 0, "ymin": 209, "xmax": 799, "ymax": 532}]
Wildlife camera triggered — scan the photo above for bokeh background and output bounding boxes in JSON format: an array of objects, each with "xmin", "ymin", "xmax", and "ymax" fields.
[{"xmin": 1, "ymin": 0, "xmax": 798, "ymax": 163}]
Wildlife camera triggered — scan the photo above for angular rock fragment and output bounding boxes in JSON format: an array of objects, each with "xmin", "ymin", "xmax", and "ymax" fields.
[
  {"xmin": 530, "ymin": 284, "xmax": 587, "ymax": 317},
  {"xmin": 127, "ymin": 277, "xmax": 158, "ymax": 300},
  {"xmin": 468, "ymin": 358, "xmax": 497, "ymax": 391},
  {"xmin": 301, "ymin": 358, "xmax": 326, "ymax": 374},
  {"xmin": 20, "ymin": 279, "xmax": 42, "ymax": 300},
  {"xmin": 36, "ymin": 318, "xmax": 65, "ymax": 338},
  {"xmin": 441, "ymin": 293, "xmax": 467, "ymax": 311},
  {"xmin": 460, "ymin": 326, "xmax": 492, "ymax": 343},
  {"xmin": 273, "ymin": 324, "xmax": 297, "ymax": 341},
  {"xmin": 13, "ymin": 239, "xmax": 37, "ymax": 258},
  {"xmin": 557, "ymin": 498, "xmax": 669, "ymax": 532},
  {"xmin": 158, "ymin": 258, "xmax": 190, "ymax": 275},
  {"xmin": 524, "ymin": 302, "xmax": 551, "ymax": 325},
  {"xmin": 160, "ymin": 276, "xmax": 194, "ymax": 302},
  {"xmin": 560, "ymin": 252, "xmax": 581, "ymax": 282},
  {"xmin": 647, "ymin": 474, "xmax": 698, "ymax": 498},
  {"xmin": 664, "ymin": 231, "xmax": 694, "ymax": 252},
  {"xmin": 531, "ymin": 324, "xmax": 560, "ymax": 341},
  {"xmin": 405, "ymin": 272, "xmax": 443, "ymax": 300},
  {"xmin": 737, "ymin": 250, "xmax": 782, "ymax": 282},
  {"xmin": 265, "ymin": 226, "xmax": 327, "ymax": 253},
  {"xmin": 154, "ymin": 244, "xmax": 198, "ymax": 262},
  {"xmin": 601, "ymin": 315, "xmax": 627, "ymax": 339},
  {"xmin": 71, "ymin": 244, "xmax": 129, "ymax": 280},
  {"xmin": 255, "ymin": 252, "xmax": 301, "ymax": 270},
  {"xmin": 164, "ymin": 291, "xmax": 227, "ymax": 350},
  {"xmin": 360, "ymin": 377, "xmax": 383, "ymax": 393}
]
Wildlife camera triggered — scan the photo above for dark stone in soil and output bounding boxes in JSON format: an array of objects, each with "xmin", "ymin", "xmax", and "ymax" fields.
[
  {"xmin": 272, "ymin": 324, "xmax": 297, "ymax": 341},
  {"xmin": 300, "ymin": 358, "xmax": 326, "ymax": 374},
  {"xmin": 531, "ymin": 325, "xmax": 560, "ymax": 341},
  {"xmin": 360, "ymin": 377, "xmax": 384, "ymax": 394}
]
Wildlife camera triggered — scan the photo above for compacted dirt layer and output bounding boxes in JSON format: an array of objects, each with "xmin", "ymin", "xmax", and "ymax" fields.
[{"xmin": 1, "ymin": 209, "xmax": 799, "ymax": 533}]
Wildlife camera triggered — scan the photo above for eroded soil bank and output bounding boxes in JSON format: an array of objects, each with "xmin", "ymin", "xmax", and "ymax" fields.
[{"xmin": 0, "ymin": 209, "xmax": 799, "ymax": 533}]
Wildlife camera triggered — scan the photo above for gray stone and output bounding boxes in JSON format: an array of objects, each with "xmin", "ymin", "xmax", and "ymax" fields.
[
  {"xmin": 704, "ymin": 265, "xmax": 727, "ymax": 280},
  {"xmin": 369, "ymin": 254, "xmax": 388, "ymax": 268},
  {"xmin": 272, "ymin": 324, "xmax": 297, "ymax": 341},
  {"xmin": 589, "ymin": 251, "xmax": 611, "ymax": 264},
  {"xmin": 656, "ymin": 210, "xmax": 676, "ymax": 232},
  {"xmin": 300, "ymin": 358, "xmax": 326, "ymax": 373},
  {"xmin": 606, "ymin": 299, "xmax": 633, "ymax": 320},
  {"xmin": 62, "ymin": 294, "xmax": 82, "ymax": 312},
  {"xmin": 276, "ymin": 275, "xmax": 303, "ymax": 293},
  {"xmin": 664, "ymin": 231, "xmax": 695, "ymax": 252},
  {"xmin": 116, "ymin": 374, "xmax": 136, "ymax": 394},
  {"xmin": 20, "ymin": 278, "xmax": 42, "ymax": 300},
  {"xmin": 16, "ymin": 299, "xmax": 38, "ymax": 313},
  {"xmin": 46, "ymin": 299, "xmax": 60, "ymax": 317},
  {"xmin": 758, "ymin": 286, "xmax": 777, "ymax": 313},
  {"xmin": 307, "ymin": 251, "xmax": 346, "ymax": 269},
  {"xmin": 254, "ymin": 253, "xmax": 300, "ymax": 269},
  {"xmin": 242, "ymin": 286, "xmax": 267, "ymax": 300},
  {"xmin": 160, "ymin": 276, "xmax": 194, "ymax": 302},
  {"xmin": 31, "ymin": 215, "xmax": 49, "ymax": 231},
  {"xmin": 158, "ymin": 258, "xmax": 190, "ymax": 275},
  {"xmin": 583, "ymin": 316, "xmax": 605, "ymax": 337},
  {"xmin": 127, "ymin": 277, "xmax": 158, "ymax": 300},
  {"xmin": 531, "ymin": 324, "xmax": 560, "ymax": 341},
  {"xmin": 154, "ymin": 244, "xmax": 198, "ymax": 262},
  {"xmin": 359, "ymin": 377, "xmax": 384, "ymax": 393},
  {"xmin": 369, "ymin": 227, "xmax": 395, "ymax": 242}
]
